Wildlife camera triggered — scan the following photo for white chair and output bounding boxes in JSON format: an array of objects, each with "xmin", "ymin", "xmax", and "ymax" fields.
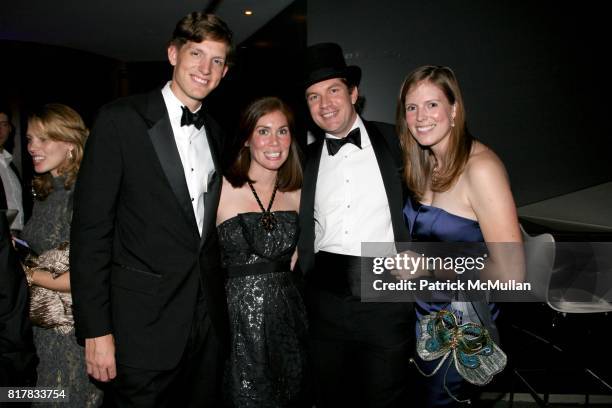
[
  {"xmin": 520, "ymin": 224, "xmax": 555, "ymax": 303},
  {"xmin": 510, "ymin": 225, "xmax": 612, "ymax": 406},
  {"xmin": 509, "ymin": 226, "xmax": 556, "ymax": 406},
  {"xmin": 544, "ymin": 236, "xmax": 612, "ymax": 313},
  {"xmin": 517, "ymin": 224, "xmax": 611, "ymax": 312}
]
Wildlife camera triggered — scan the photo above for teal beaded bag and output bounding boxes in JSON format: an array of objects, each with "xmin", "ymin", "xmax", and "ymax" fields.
[{"xmin": 410, "ymin": 309, "xmax": 507, "ymax": 404}]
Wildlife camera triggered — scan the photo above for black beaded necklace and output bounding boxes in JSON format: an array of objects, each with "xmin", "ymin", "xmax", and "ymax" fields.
[{"xmin": 248, "ymin": 180, "xmax": 279, "ymax": 232}]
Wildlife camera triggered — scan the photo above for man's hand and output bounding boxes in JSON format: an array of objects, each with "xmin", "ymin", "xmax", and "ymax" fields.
[
  {"xmin": 85, "ymin": 334, "xmax": 116, "ymax": 382},
  {"xmin": 389, "ymin": 250, "xmax": 431, "ymax": 280}
]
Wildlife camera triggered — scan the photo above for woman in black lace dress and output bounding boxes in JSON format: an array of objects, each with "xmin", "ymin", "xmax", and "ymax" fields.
[
  {"xmin": 217, "ymin": 97, "xmax": 307, "ymax": 407},
  {"xmin": 21, "ymin": 104, "xmax": 103, "ymax": 406}
]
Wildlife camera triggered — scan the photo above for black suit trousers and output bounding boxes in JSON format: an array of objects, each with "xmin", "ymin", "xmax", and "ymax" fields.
[
  {"xmin": 103, "ymin": 299, "xmax": 223, "ymax": 407},
  {"xmin": 306, "ymin": 286, "xmax": 414, "ymax": 408}
]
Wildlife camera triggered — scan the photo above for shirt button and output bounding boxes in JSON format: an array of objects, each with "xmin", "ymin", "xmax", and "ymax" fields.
[
  {"xmin": 345, "ymin": 179, "xmax": 349, "ymax": 183},
  {"xmin": 344, "ymin": 155, "xmax": 348, "ymax": 159},
  {"xmin": 345, "ymin": 231, "xmax": 348, "ymax": 234},
  {"xmin": 347, "ymin": 204, "xmax": 350, "ymax": 208},
  {"xmin": 191, "ymin": 168, "xmax": 194, "ymax": 172}
]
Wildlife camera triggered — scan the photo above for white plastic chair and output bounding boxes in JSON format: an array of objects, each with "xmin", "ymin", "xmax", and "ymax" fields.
[
  {"xmin": 520, "ymin": 224, "xmax": 555, "ymax": 303},
  {"xmin": 510, "ymin": 225, "xmax": 612, "ymax": 406}
]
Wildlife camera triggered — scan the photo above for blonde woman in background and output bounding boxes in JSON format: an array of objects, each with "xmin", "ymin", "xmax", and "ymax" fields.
[{"xmin": 22, "ymin": 104, "xmax": 102, "ymax": 406}]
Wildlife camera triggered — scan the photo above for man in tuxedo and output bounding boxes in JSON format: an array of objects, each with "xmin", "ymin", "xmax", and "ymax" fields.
[
  {"xmin": 0, "ymin": 108, "xmax": 24, "ymax": 233},
  {"xmin": 1, "ymin": 179, "xmax": 38, "ymax": 386},
  {"xmin": 298, "ymin": 43, "xmax": 414, "ymax": 407},
  {"xmin": 70, "ymin": 12, "xmax": 232, "ymax": 406}
]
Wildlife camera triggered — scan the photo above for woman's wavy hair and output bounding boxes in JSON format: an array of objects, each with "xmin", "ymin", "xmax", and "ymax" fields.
[
  {"xmin": 396, "ymin": 65, "xmax": 473, "ymax": 201},
  {"xmin": 226, "ymin": 97, "xmax": 302, "ymax": 192},
  {"xmin": 28, "ymin": 103, "xmax": 88, "ymax": 200}
]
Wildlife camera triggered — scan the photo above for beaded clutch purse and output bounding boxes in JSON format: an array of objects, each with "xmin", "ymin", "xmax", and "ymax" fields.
[{"xmin": 411, "ymin": 309, "xmax": 507, "ymax": 404}]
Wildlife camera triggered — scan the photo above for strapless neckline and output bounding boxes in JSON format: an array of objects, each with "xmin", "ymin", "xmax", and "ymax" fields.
[
  {"xmin": 416, "ymin": 202, "xmax": 478, "ymax": 224},
  {"xmin": 217, "ymin": 210, "xmax": 298, "ymax": 229},
  {"xmin": 403, "ymin": 199, "xmax": 483, "ymax": 243}
]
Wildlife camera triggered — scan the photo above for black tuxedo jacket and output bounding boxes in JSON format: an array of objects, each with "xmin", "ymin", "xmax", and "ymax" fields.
[
  {"xmin": 298, "ymin": 120, "xmax": 411, "ymax": 275},
  {"xmin": 70, "ymin": 89, "xmax": 228, "ymax": 370},
  {"xmin": 1, "ymin": 210, "xmax": 37, "ymax": 385}
]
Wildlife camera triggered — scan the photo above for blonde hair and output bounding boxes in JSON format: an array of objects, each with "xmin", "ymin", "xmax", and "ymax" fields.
[
  {"xmin": 396, "ymin": 65, "xmax": 472, "ymax": 201},
  {"xmin": 28, "ymin": 103, "xmax": 88, "ymax": 200}
]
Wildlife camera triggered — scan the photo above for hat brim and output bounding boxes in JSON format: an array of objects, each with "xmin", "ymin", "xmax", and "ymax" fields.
[{"xmin": 304, "ymin": 65, "xmax": 362, "ymax": 90}]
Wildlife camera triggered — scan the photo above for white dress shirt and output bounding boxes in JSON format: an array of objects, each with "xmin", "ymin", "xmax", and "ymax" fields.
[
  {"xmin": 0, "ymin": 149, "xmax": 24, "ymax": 231},
  {"xmin": 161, "ymin": 82, "xmax": 214, "ymax": 236},
  {"xmin": 314, "ymin": 116, "xmax": 395, "ymax": 256}
]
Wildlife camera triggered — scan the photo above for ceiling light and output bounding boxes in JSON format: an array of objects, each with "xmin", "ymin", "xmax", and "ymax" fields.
[{"xmin": 244, "ymin": 10, "xmax": 253, "ymax": 16}]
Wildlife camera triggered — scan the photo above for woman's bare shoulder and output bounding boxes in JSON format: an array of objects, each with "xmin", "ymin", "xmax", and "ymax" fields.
[{"xmin": 465, "ymin": 141, "xmax": 508, "ymax": 184}]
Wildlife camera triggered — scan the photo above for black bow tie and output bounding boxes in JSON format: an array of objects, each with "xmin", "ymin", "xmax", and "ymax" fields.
[
  {"xmin": 325, "ymin": 128, "xmax": 362, "ymax": 156},
  {"xmin": 180, "ymin": 106, "xmax": 205, "ymax": 130}
]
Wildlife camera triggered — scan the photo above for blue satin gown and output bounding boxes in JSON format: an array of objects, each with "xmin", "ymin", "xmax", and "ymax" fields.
[{"xmin": 403, "ymin": 198, "xmax": 497, "ymax": 407}]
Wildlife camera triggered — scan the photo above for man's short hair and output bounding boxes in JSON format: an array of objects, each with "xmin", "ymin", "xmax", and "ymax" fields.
[{"xmin": 169, "ymin": 12, "xmax": 234, "ymax": 63}]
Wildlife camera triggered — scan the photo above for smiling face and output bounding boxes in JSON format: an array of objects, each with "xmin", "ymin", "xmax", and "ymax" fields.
[
  {"xmin": 306, "ymin": 77, "xmax": 358, "ymax": 138},
  {"xmin": 168, "ymin": 39, "xmax": 229, "ymax": 111},
  {"xmin": 27, "ymin": 120, "xmax": 74, "ymax": 177},
  {"xmin": 247, "ymin": 110, "xmax": 292, "ymax": 176},
  {"xmin": 404, "ymin": 80, "xmax": 456, "ymax": 151}
]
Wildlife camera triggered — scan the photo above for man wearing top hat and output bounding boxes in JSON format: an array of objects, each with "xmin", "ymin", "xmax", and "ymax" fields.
[{"xmin": 298, "ymin": 43, "xmax": 413, "ymax": 407}]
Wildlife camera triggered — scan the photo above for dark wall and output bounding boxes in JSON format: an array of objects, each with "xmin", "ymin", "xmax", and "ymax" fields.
[
  {"xmin": 1, "ymin": 40, "xmax": 121, "ymax": 210},
  {"xmin": 1, "ymin": 40, "xmax": 121, "ymax": 125},
  {"xmin": 125, "ymin": 0, "xmax": 307, "ymax": 169},
  {"xmin": 208, "ymin": 0, "xmax": 307, "ymax": 164},
  {"xmin": 307, "ymin": 0, "xmax": 612, "ymax": 205},
  {"xmin": 1, "ymin": 0, "xmax": 307, "ymax": 179}
]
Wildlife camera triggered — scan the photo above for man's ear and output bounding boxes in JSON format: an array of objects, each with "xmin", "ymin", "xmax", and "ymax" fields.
[
  {"xmin": 350, "ymin": 86, "xmax": 359, "ymax": 105},
  {"xmin": 167, "ymin": 45, "xmax": 178, "ymax": 66}
]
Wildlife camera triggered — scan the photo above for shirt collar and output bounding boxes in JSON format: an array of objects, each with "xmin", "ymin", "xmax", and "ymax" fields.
[
  {"xmin": 324, "ymin": 115, "xmax": 371, "ymax": 148},
  {"xmin": 0, "ymin": 149, "xmax": 12, "ymax": 167},
  {"xmin": 161, "ymin": 82, "xmax": 203, "ymax": 122}
]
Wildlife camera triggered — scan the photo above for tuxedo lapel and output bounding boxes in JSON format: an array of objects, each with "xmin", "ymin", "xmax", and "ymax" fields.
[
  {"xmin": 200, "ymin": 172, "xmax": 220, "ymax": 248},
  {"xmin": 298, "ymin": 139, "xmax": 324, "ymax": 274},
  {"xmin": 146, "ymin": 93, "xmax": 199, "ymax": 237},
  {"xmin": 202, "ymin": 111, "xmax": 221, "ymax": 173},
  {"xmin": 365, "ymin": 121, "xmax": 411, "ymax": 242},
  {"xmin": 200, "ymin": 111, "xmax": 222, "ymax": 247}
]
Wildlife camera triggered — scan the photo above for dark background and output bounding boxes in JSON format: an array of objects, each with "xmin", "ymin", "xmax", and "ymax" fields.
[
  {"xmin": 1, "ymin": 1, "xmax": 611, "ymax": 401},
  {"xmin": 3, "ymin": 0, "xmax": 610, "ymax": 206},
  {"xmin": 1, "ymin": 0, "xmax": 307, "ymax": 194},
  {"xmin": 308, "ymin": 0, "xmax": 612, "ymax": 206}
]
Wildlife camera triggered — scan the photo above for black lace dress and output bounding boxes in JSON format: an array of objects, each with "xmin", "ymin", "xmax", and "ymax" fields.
[{"xmin": 218, "ymin": 211, "xmax": 308, "ymax": 407}]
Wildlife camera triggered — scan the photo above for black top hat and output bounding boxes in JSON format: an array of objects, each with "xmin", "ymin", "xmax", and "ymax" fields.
[{"xmin": 304, "ymin": 43, "xmax": 361, "ymax": 90}]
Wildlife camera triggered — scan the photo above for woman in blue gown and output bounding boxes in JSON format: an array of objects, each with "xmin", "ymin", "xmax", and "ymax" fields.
[{"xmin": 396, "ymin": 66, "xmax": 522, "ymax": 406}]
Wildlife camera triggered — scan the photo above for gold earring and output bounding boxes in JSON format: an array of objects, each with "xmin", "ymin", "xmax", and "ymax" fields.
[{"xmin": 68, "ymin": 150, "xmax": 74, "ymax": 160}]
